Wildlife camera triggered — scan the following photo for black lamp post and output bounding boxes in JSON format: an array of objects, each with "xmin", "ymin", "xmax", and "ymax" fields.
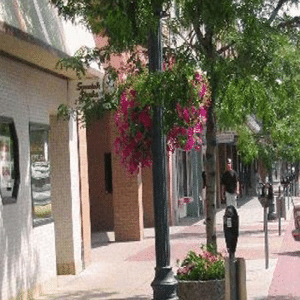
[{"xmin": 149, "ymin": 6, "xmax": 178, "ymax": 300}]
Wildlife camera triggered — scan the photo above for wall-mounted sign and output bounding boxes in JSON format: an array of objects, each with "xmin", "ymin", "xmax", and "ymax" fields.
[
  {"xmin": 75, "ymin": 71, "xmax": 116, "ymax": 103},
  {"xmin": 77, "ymin": 81, "xmax": 101, "ymax": 101}
]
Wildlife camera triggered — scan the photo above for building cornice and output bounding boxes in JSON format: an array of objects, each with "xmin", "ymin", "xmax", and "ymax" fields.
[{"xmin": 0, "ymin": 21, "xmax": 101, "ymax": 80}]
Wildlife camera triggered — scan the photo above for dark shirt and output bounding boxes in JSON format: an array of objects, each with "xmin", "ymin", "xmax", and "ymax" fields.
[{"xmin": 221, "ymin": 170, "xmax": 238, "ymax": 194}]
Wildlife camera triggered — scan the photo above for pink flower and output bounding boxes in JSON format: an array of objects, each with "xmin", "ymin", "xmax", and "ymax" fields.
[
  {"xmin": 191, "ymin": 105, "xmax": 196, "ymax": 115},
  {"xmin": 200, "ymin": 107, "xmax": 207, "ymax": 119},
  {"xmin": 195, "ymin": 72, "xmax": 202, "ymax": 82},
  {"xmin": 184, "ymin": 135, "xmax": 195, "ymax": 151},
  {"xmin": 139, "ymin": 108, "xmax": 152, "ymax": 129},
  {"xmin": 120, "ymin": 94, "xmax": 129, "ymax": 114},
  {"xmin": 163, "ymin": 62, "xmax": 167, "ymax": 72},
  {"xmin": 114, "ymin": 67, "xmax": 210, "ymax": 174},
  {"xmin": 129, "ymin": 89, "xmax": 136, "ymax": 98},
  {"xmin": 176, "ymin": 103, "xmax": 183, "ymax": 119},
  {"xmin": 182, "ymin": 109, "xmax": 190, "ymax": 123},
  {"xmin": 194, "ymin": 123, "xmax": 203, "ymax": 133},
  {"xmin": 199, "ymin": 85, "xmax": 207, "ymax": 98},
  {"xmin": 194, "ymin": 144, "xmax": 201, "ymax": 151},
  {"xmin": 135, "ymin": 131, "xmax": 143, "ymax": 141},
  {"xmin": 168, "ymin": 56, "xmax": 176, "ymax": 71}
]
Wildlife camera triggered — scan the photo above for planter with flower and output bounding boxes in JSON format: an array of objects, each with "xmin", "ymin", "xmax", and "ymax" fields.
[
  {"xmin": 176, "ymin": 244, "xmax": 225, "ymax": 300},
  {"xmin": 114, "ymin": 56, "xmax": 211, "ymax": 175}
]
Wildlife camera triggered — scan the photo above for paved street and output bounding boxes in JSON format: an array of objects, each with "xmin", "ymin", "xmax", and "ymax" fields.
[{"xmin": 35, "ymin": 191, "xmax": 299, "ymax": 300}]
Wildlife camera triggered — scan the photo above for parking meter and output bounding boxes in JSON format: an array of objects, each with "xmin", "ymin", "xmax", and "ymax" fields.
[
  {"xmin": 267, "ymin": 183, "xmax": 273, "ymax": 201},
  {"xmin": 223, "ymin": 205, "xmax": 239, "ymax": 255}
]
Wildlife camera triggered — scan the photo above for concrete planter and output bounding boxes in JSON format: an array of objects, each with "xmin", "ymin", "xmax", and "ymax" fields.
[{"xmin": 178, "ymin": 279, "xmax": 225, "ymax": 300}]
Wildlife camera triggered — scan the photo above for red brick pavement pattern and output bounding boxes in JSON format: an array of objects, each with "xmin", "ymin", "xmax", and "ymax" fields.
[
  {"xmin": 127, "ymin": 222, "xmax": 287, "ymax": 263},
  {"xmin": 267, "ymin": 219, "xmax": 300, "ymax": 299}
]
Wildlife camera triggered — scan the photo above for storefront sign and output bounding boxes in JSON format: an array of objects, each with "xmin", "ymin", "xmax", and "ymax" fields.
[{"xmin": 76, "ymin": 81, "xmax": 101, "ymax": 101}]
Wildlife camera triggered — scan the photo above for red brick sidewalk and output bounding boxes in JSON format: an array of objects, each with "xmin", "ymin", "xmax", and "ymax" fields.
[{"xmin": 267, "ymin": 216, "xmax": 300, "ymax": 299}]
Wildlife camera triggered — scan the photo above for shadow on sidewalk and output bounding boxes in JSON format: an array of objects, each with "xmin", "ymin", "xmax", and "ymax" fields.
[
  {"xmin": 90, "ymin": 194, "xmax": 260, "ymax": 249},
  {"xmin": 91, "ymin": 232, "xmax": 115, "ymax": 248},
  {"xmin": 169, "ymin": 231, "xmax": 224, "ymax": 240},
  {"xmin": 276, "ymin": 250, "xmax": 300, "ymax": 257},
  {"xmin": 266, "ymin": 296, "xmax": 300, "ymax": 299},
  {"xmin": 237, "ymin": 194, "xmax": 257, "ymax": 208},
  {"xmin": 36, "ymin": 290, "xmax": 150, "ymax": 300}
]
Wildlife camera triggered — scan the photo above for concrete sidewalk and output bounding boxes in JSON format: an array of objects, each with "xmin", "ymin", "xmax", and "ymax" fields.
[{"xmin": 35, "ymin": 192, "xmax": 295, "ymax": 300}]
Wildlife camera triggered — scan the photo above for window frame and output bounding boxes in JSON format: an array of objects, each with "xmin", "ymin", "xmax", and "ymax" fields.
[{"xmin": 0, "ymin": 116, "xmax": 20, "ymax": 205}]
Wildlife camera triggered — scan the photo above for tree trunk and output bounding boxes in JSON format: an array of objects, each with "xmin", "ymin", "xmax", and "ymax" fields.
[
  {"xmin": 205, "ymin": 28, "xmax": 218, "ymax": 250},
  {"xmin": 205, "ymin": 103, "xmax": 217, "ymax": 249}
]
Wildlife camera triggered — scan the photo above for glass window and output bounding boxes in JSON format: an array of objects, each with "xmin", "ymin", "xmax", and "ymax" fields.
[
  {"xmin": 29, "ymin": 123, "xmax": 52, "ymax": 225},
  {"xmin": 0, "ymin": 117, "xmax": 20, "ymax": 204},
  {"xmin": 176, "ymin": 149, "xmax": 193, "ymax": 205}
]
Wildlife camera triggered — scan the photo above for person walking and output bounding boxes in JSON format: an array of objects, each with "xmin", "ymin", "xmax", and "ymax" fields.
[{"xmin": 221, "ymin": 158, "xmax": 239, "ymax": 209}]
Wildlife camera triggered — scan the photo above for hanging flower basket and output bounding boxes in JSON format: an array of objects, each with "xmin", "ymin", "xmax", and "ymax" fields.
[{"xmin": 114, "ymin": 58, "xmax": 211, "ymax": 174}]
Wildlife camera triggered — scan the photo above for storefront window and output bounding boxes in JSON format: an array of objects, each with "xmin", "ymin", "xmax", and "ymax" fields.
[
  {"xmin": 29, "ymin": 123, "xmax": 52, "ymax": 225},
  {"xmin": 0, "ymin": 117, "xmax": 20, "ymax": 204},
  {"xmin": 176, "ymin": 149, "xmax": 193, "ymax": 205}
]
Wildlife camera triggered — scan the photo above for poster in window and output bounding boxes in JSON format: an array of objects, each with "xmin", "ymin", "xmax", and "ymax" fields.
[{"xmin": 0, "ymin": 136, "xmax": 13, "ymax": 197}]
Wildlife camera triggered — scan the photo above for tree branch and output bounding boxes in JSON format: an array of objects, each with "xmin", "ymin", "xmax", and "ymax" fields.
[
  {"xmin": 268, "ymin": 0, "xmax": 288, "ymax": 24},
  {"xmin": 217, "ymin": 42, "xmax": 235, "ymax": 55},
  {"xmin": 192, "ymin": 21, "xmax": 207, "ymax": 51},
  {"xmin": 278, "ymin": 16, "xmax": 300, "ymax": 28},
  {"xmin": 173, "ymin": 28, "xmax": 200, "ymax": 52}
]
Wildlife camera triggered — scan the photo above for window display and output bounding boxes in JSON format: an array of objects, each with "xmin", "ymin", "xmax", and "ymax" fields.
[
  {"xmin": 0, "ymin": 117, "xmax": 20, "ymax": 203},
  {"xmin": 29, "ymin": 123, "xmax": 52, "ymax": 225},
  {"xmin": 176, "ymin": 149, "xmax": 194, "ymax": 206}
]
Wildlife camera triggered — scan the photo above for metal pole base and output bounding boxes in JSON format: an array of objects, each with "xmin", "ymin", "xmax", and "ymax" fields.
[{"xmin": 151, "ymin": 266, "xmax": 179, "ymax": 300}]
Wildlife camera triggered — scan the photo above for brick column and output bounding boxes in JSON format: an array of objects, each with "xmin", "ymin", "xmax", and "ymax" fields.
[
  {"xmin": 111, "ymin": 114, "xmax": 144, "ymax": 241},
  {"xmin": 142, "ymin": 167, "xmax": 154, "ymax": 228},
  {"xmin": 77, "ymin": 123, "xmax": 91, "ymax": 267},
  {"xmin": 49, "ymin": 115, "xmax": 82, "ymax": 275}
]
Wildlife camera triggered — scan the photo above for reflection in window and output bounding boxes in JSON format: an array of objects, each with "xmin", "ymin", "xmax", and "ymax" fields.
[
  {"xmin": 0, "ymin": 117, "xmax": 20, "ymax": 203},
  {"xmin": 30, "ymin": 124, "xmax": 52, "ymax": 225},
  {"xmin": 176, "ymin": 149, "xmax": 193, "ymax": 205}
]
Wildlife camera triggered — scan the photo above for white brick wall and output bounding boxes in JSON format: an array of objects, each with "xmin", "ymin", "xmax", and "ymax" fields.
[
  {"xmin": 49, "ymin": 115, "xmax": 83, "ymax": 276},
  {"xmin": 0, "ymin": 54, "xmax": 76, "ymax": 299}
]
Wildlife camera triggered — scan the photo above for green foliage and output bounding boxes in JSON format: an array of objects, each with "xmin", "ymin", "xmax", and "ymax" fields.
[
  {"xmin": 116, "ymin": 58, "xmax": 210, "ymax": 137},
  {"xmin": 50, "ymin": 0, "xmax": 169, "ymax": 51},
  {"xmin": 56, "ymin": 46, "xmax": 116, "ymax": 78},
  {"xmin": 236, "ymin": 125, "xmax": 259, "ymax": 165},
  {"xmin": 50, "ymin": 0, "xmax": 300, "ymax": 250},
  {"xmin": 51, "ymin": 0, "xmax": 300, "ymax": 165},
  {"xmin": 123, "ymin": 59, "xmax": 209, "ymax": 107},
  {"xmin": 57, "ymin": 92, "xmax": 118, "ymax": 126}
]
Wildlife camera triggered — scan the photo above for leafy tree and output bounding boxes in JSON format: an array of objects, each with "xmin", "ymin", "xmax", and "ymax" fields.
[
  {"xmin": 51, "ymin": 0, "xmax": 300, "ymax": 249},
  {"xmin": 169, "ymin": 0, "xmax": 300, "ymax": 247}
]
